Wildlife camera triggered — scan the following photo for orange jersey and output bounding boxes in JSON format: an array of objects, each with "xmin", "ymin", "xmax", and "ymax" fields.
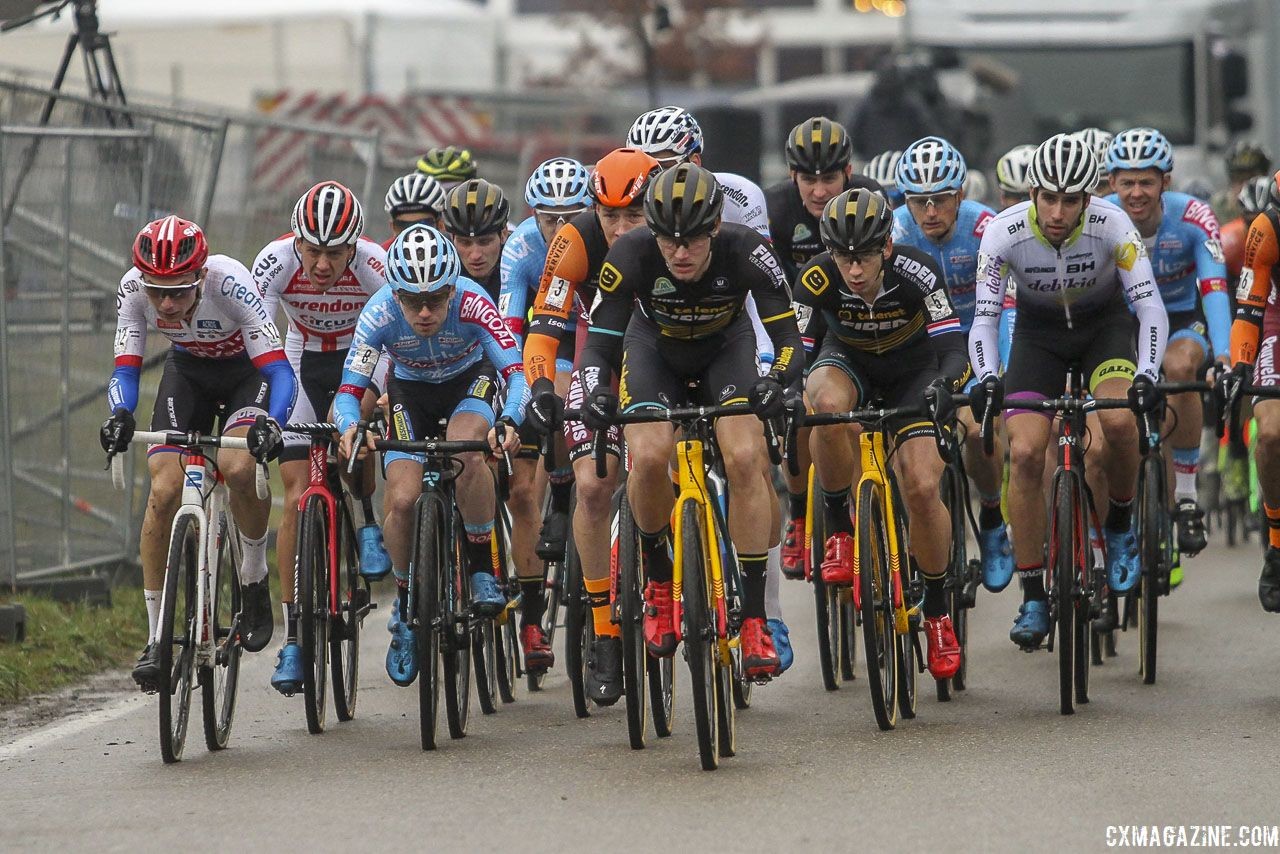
[{"xmin": 1230, "ymin": 210, "xmax": 1280, "ymax": 366}]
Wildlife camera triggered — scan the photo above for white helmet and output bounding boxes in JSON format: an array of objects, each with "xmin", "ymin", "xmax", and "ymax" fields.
[
  {"xmin": 862, "ymin": 150, "xmax": 903, "ymax": 190},
  {"xmin": 1029, "ymin": 134, "xmax": 1098, "ymax": 194},
  {"xmin": 995, "ymin": 144, "xmax": 1037, "ymax": 194},
  {"xmin": 384, "ymin": 173, "xmax": 446, "ymax": 216},
  {"xmin": 626, "ymin": 106, "xmax": 704, "ymax": 160}
]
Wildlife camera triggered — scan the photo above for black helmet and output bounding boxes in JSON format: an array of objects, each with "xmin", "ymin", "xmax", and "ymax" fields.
[
  {"xmin": 819, "ymin": 188, "xmax": 893, "ymax": 253},
  {"xmin": 442, "ymin": 179, "xmax": 510, "ymax": 237},
  {"xmin": 1225, "ymin": 141, "xmax": 1271, "ymax": 178},
  {"xmin": 785, "ymin": 116, "xmax": 853, "ymax": 176},
  {"xmin": 644, "ymin": 163, "xmax": 723, "ymax": 239}
]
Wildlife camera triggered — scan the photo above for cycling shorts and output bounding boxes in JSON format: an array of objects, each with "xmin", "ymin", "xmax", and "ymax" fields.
[
  {"xmin": 618, "ymin": 314, "xmax": 758, "ymax": 412},
  {"xmin": 809, "ymin": 336, "xmax": 939, "ymax": 442},
  {"xmin": 1167, "ymin": 308, "xmax": 1210, "ymax": 359},
  {"xmin": 149, "ymin": 349, "xmax": 269, "ymax": 454},
  {"xmin": 280, "ymin": 349, "xmax": 384, "ymax": 464},
  {"xmin": 384, "ymin": 362, "xmax": 497, "ymax": 466},
  {"xmin": 1004, "ymin": 308, "xmax": 1136, "ymax": 417},
  {"xmin": 564, "ymin": 369, "xmax": 622, "ymax": 463}
]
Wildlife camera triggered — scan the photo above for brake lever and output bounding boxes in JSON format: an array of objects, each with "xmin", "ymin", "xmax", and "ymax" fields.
[{"xmin": 346, "ymin": 421, "xmax": 368, "ymax": 477}]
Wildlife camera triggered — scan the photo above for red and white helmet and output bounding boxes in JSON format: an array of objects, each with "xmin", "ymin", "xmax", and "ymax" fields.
[
  {"xmin": 292, "ymin": 181, "xmax": 364, "ymax": 247},
  {"xmin": 131, "ymin": 215, "xmax": 208, "ymax": 279}
]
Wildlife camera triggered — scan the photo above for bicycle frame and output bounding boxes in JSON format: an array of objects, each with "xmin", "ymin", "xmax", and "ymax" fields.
[
  {"xmin": 850, "ymin": 429, "xmax": 912, "ymax": 632},
  {"xmin": 296, "ymin": 430, "xmax": 346, "ymax": 618},
  {"xmin": 670, "ymin": 435, "xmax": 732, "ymax": 665},
  {"xmin": 167, "ymin": 446, "xmax": 228, "ymax": 669}
]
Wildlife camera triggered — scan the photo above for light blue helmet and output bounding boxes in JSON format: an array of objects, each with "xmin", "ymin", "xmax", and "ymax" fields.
[
  {"xmin": 896, "ymin": 136, "xmax": 967, "ymax": 194},
  {"xmin": 386, "ymin": 223, "xmax": 460, "ymax": 294},
  {"xmin": 1105, "ymin": 127, "xmax": 1174, "ymax": 174},
  {"xmin": 524, "ymin": 157, "xmax": 592, "ymax": 210}
]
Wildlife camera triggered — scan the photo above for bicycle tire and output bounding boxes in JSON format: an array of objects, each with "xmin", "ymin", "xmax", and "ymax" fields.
[
  {"xmin": 298, "ymin": 495, "xmax": 329, "ymax": 735},
  {"xmin": 443, "ymin": 510, "xmax": 472, "ymax": 740},
  {"xmin": 331, "ymin": 499, "xmax": 360, "ymax": 722},
  {"xmin": 563, "ymin": 534, "xmax": 591, "ymax": 719},
  {"xmin": 493, "ymin": 504, "xmax": 519, "ymax": 704},
  {"xmin": 648, "ymin": 656, "xmax": 675, "ymax": 738},
  {"xmin": 201, "ymin": 510, "xmax": 241, "ymax": 751},
  {"xmin": 811, "ymin": 496, "xmax": 841, "ymax": 692},
  {"xmin": 1138, "ymin": 453, "xmax": 1163, "ymax": 685},
  {"xmin": 857, "ymin": 480, "xmax": 898, "ymax": 731},
  {"xmin": 497, "ymin": 613, "xmax": 519, "ymax": 704},
  {"xmin": 838, "ymin": 590, "xmax": 857, "ymax": 682},
  {"xmin": 938, "ymin": 465, "xmax": 967, "ymax": 700},
  {"xmin": 474, "ymin": 619, "xmax": 499, "ymax": 715},
  {"xmin": 159, "ymin": 514, "xmax": 199, "ymax": 764},
  {"xmin": 680, "ymin": 500, "xmax": 720, "ymax": 770},
  {"xmin": 617, "ymin": 487, "xmax": 648, "ymax": 749},
  {"xmin": 1052, "ymin": 473, "xmax": 1080, "ymax": 715},
  {"xmin": 715, "ymin": 635, "xmax": 736, "ymax": 759},
  {"xmin": 415, "ymin": 493, "xmax": 445, "ymax": 750}
]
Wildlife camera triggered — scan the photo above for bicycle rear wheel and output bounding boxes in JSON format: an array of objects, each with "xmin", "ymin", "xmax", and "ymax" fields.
[
  {"xmin": 202, "ymin": 510, "xmax": 242, "ymax": 751},
  {"xmin": 443, "ymin": 511, "xmax": 472, "ymax": 740},
  {"xmin": 857, "ymin": 480, "xmax": 898, "ymax": 731},
  {"xmin": 938, "ymin": 465, "xmax": 966, "ymax": 701},
  {"xmin": 331, "ymin": 499, "xmax": 361, "ymax": 722},
  {"xmin": 617, "ymin": 487, "xmax": 649, "ymax": 749},
  {"xmin": 159, "ymin": 514, "xmax": 199, "ymax": 764},
  {"xmin": 563, "ymin": 535, "xmax": 592, "ymax": 719},
  {"xmin": 680, "ymin": 500, "xmax": 720, "ymax": 770},
  {"xmin": 528, "ymin": 556, "xmax": 562, "ymax": 692},
  {"xmin": 1052, "ymin": 473, "xmax": 1082, "ymax": 715},
  {"xmin": 474, "ymin": 618, "xmax": 500, "ymax": 715},
  {"xmin": 493, "ymin": 505, "xmax": 519, "ymax": 704},
  {"xmin": 838, "ymin": 590, "xmax": 857, "ymax": 682},
  {"xmin": 415, "ymin": 493, "xmax": 445, "ymax": 750},
  {"xmin": 1138, "ymin": 453, "xmax": 1163, "ymax": 685},
  {"xmin": 298, "ymin": 496, "xmax": 330, "ymax": 735}
]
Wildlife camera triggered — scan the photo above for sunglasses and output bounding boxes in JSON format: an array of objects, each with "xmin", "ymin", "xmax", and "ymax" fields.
[
  {"xmin": 397, "ymin": 289, "xmax": 453, "ymax": 313},
  {"xmin": 654, "ymin": 233, "xmax": 711, "ymax": 252},
  {"xmin": 905, "ymin": 191, "xmax": 959, "ymax": 210}
]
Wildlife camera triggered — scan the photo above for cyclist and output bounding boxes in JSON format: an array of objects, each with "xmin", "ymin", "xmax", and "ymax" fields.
[
  {"xmin": 1211, "ymin": 141, "xmax": 1271, "ymax": 224},
  {"xmin": 862, "ymin": 150, "xmax": 904, "ymax": 207},
  {"xmin": 891, "ymin": 136, "xmax": 1011, "ymax": 594},
  {"xmin": 1074, "ymin": 127, "xmax": 1114, "ymax": 196},
  {"xmin": 1105, "ymin": 127, "xmax": 1229, "ymax": 561},
  {"xmin": 1223, "ymin": 176, "xmax": 1279, "ymax": 280},
  {"xmin": 995, "ymin": 144, "xmax": 1036, "ymax": 210},
  {"xmin": 523, "ymin": 148, "xmax": 661, "ymax": 703},
  {"xmin": 498, "ymin": 156, "xmax": 592, "ymax": 673},
  {"xmin": 576, "ymin": 163, "xmax": 803, "ymax": 680},
  {"xmin": 441, "ymin": 178, "xmax": 510, "ymax": 302},
  {"xmin": 797, "ymin": 187, "xmax": 969, "ymax": 680},
  {"xmin": 969, "ymin": 134, "xmax": 1167, "ymax": 650},
  {"xmin": 334, "ymin": 224, "xmax": 528, "ymax": 686},
  {"xmin": 382, "ymin": 172, "xmax": 446, "ymax": 247},
  {"xmin": 417, "ymin": 144, "xmax": 479, "ymax": 192},
  {"xmin": 252, "ymin": 180, "xmax": 391, "ymax": 694},
  {"xmin": 102, "ymin": 216, "xmax": 296, "ymax": 692}
]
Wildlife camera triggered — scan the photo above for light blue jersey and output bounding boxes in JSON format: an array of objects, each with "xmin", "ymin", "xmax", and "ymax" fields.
[{"xmin": 892, "ymin": 199, "xmax": 996, "ymax": 333}]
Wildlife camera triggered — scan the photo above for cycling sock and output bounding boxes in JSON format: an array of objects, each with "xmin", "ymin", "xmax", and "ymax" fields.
[
  {"xmin": 922, "ymin": 573, "xmax": 948, "ymax": 618},
  {"xmin": 639, "ymin": 526, "xmax": 673, "ymax": 584},
  {"xmin": 740, "ymin": 553, "xmax": 768, "ymax": 619},
  {"xmin": 584, "ymin": 575, "xmax": 618, "ymax": 638},
  {"xmin": 283, "ymin": 602, "xmax": 297, "ymax": 644},
  {"xmin": 549, "ymin": 474, "xmax": 573, "ymax": 515},
  {"xmin": 1266, "ymin": 504, "xmax": 1280, "ymax": 550},
  {"xmin": 239, "ymin": 532, "xmax": 269, "ymax": 584},
  {"xmin": 823, "ymin": 488, "xmax": 853, "ymax": 535},
  {"xmin": 144, "ymin": 589, "xmax": 161, "ymax": 642},
  {"xmin": 764, "ymin": 544, "xmax": 782, "ymax": 619},
  {"xmin": 357, "ymin": 494, "xmax": 377, "ymax": 528},
  {"xmin": 519, "ymin": 577, "xmax": 546, "ymax": 628},
  {"xmin": 464, "ymin": 523, "xmax": 494, "ymax": 578},
  {"xmin": 787, "ymin": 491, "xmax": 807, "ymax": 521},
  {"xmin": 1172, "ymin": 447, "xmax": 1199, "ymax": 503},
  {"xmin": 1018, "ymin": 563, "xmax": 1046, "ymax": 601},
  {"xmin": 392, "ymin": 563, "xmax": 409, "ymax": 583},
  {"xmin": 978, "ymin": 492, "xmax": 1003, "ymax": 530},
  {"xmin": 1105, "ymin": 496, "xmax": 1134, "ymax": 533}
]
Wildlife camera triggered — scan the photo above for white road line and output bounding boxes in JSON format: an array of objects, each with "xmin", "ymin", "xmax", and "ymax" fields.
[{"xmin": 0, "ymin": 695, "xmax": 146, "ymax": 762}]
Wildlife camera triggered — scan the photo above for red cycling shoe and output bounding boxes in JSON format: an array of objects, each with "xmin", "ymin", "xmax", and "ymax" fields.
[
  {"xmin": 739, "ymin": 617, "xmax": 780, "ymax": 679},
  {"xmin": 521, "ymin": 624, "xmax": 554, "ymax": 670},
  {"xmin": 923, "ymin": 614, "xmax": 962, "ymax": 679},
  {"xmin": 643, "ymin": 581, "xmax": 677, "ymax": 657},
  {"xmin": 781, "ymin": 517, "xmax": 806, "ymax": 579},
  {"xmin": 821, "ymin": 532, "xmax": 855, "ymax": 586}
]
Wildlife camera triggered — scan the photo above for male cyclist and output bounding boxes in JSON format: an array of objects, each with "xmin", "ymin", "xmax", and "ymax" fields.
[
  {"xmin": 995, "ymin": 145, "xmax": 1036, "ymax": 210},
  {"xmin": 382, "ymin": 172, "xmax": 446, "ymax": 248},
  {"xmin": 417, "ymin": 145, "xmax": 479, "ymax": 192},
  {"xmin": 523, "ymin": 148, "xmax": 661, "ymax": 703},
  {"xmin": 441, "ymin": 178, "xmax": 509, "ymax": 301},
  {"xmin": 252, "ymin": 181, "xmax": 390, "ymax": 694},
  {"xmin": 969, "ymin": 134, "xmax": 1167, "ymax": 650},
  {"xmin": 891, "ymin": 136, "xmax": 1010, "ymax": 594},
  {"xmin": 577, "ymin": 164, "xmax": 802, "ymax": 680},
  {"xmin": 797, "ymin": 188, "xmax": 969, "ymax": 680},
  {"xmin": 862, "ymin": 151, "xmax": 904, "ymax": 208},
  {"xmin": 498, "ymin": 157, "xmax": 592, "ymax": 673},
  {"xmin": 102, "ymin": 216, "xmax": 296, "ymax": 692},
  {"xmin": 1105, "ymin": 127, "xmax": 1229, "ymax": 563},
  {"xmin": 1074, "ymin": 128, "xmax": 1114, "ymax": 196},
  {"xmin": 334, "ymin": 224, "xmax": 528, "ymax": 686}
]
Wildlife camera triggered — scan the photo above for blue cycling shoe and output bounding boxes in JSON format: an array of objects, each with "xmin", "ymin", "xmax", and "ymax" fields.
[
  {"xmin": 358, "ymin": 525, "xmax": 392, "ymax": 580},
  {"xmin": 386, "ymin": 595, "xmax": 401, "ymax": 633},
  {"xmin": 978, "ymin": 525, "xmax": 1014, "ymax": 592},
  {"xmin": 469, "ymin": 572, "xmax": 506, "ymax": 617},
  {"xmin": 270, "ymin": 643, "xmax": 304, "ymax": 696},
  {"xmin": 386, "ymin": 620, "xmax": 418, "ymax": 686},
  {"xmin": 1104, "ymin": 525, "xmax": 1140, "ymax": 594},
  {"xmin": 766, "ymin": 618, "xmax": 793, "ymax": 674},
  {"xmin": 1010, "ymin": 600, "xmax": 1050, "ymax": 649}
]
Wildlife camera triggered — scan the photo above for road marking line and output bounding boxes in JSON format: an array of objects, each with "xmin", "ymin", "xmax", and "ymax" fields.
[{"xmin": 0, "ymin": 695, "xmax": 146, "ymax": 762}]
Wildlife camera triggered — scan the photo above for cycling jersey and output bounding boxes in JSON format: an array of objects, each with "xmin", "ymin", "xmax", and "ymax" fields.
[
  {"xmin": 498, "ymin": 216, "xmax": 547, "ymax": 337},
  {"xmin": 1230, "ymin": 209, "xmax": 1280, "ymax": 367},
  {"xmin": 891, "ymin": 199, "xmax": 996, "ymax": 332},
  {"xmin": 970, "ymin": 196, "xmax": 1167, "ymax": 382},
  {"xmin": 715, "ymin": 172, "xmax": 770, "ymax": 238},
  {"xmin": 765, "ymin": 174, "xmax": 882, "ymax": 281},
  {"xmin": 109, "ymin": 254, "xmax": 296, "ymax": 425},
  {"xmin": 333, "ymin": 280, "xmax": 528, "ymax": 432},
  {"xmin": 1104, "ymin": 190, "xmax": 1229, "ymax": 357}
]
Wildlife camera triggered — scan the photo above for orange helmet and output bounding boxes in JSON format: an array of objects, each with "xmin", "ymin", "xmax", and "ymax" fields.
[{"xmin": 590, "ymin": 148, "xmax": 661, "ymax": 208}]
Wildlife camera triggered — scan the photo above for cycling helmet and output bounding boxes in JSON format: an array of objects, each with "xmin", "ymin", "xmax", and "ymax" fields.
[
  {"xmin": 995, "ymin": 144, "xmax": 1037, "ymax": 194},
  {"xmin": 292, "ymin": 181, "xmax": 364, "ymax": 247},
  {"xmin": 819, "ymin": 188, "xmax": 893, "ymax": 254},
  {"xmin": 524, "ymin": 157, "xmax": 592, "ymax": 210},
  {"xmin": 862, "ymin": 150, "xmax": 902, "ymax": 190},
  {"xmin": 442, "ymin": 179, "xmax": 510, "ymax": 237},
  {"xmin": 644, "ymin": 163, "xmax": 723, "ymax": 239},
  {"xmin": 132, "ymin": 215, "xmax": 208, "ymax": 279},
  {"xmin": 384, "ymin": 173, "xmax": 446, "ymax": 216},
  {"xmin": 785, "ymin": 116, "xmax": 853, "ymax": 176},
  {"xmin": 896, "ymin": 136, "xmax": 967, "ymax": 194},
  {"xmin": 965, "ymin": 170, "xmax": 991, "ymax": 206},
  {"xmin": 1075, "ymin": 127, "xmax": 1114, "ymax": 159},
  {"xmin": 1238, "ymin": 174, "xmax": 1279, "ymax": 218},
  {"xmin": 1029, "ymin": 133, "xmax": 1098, "ymax": 194},
  {"xmin": 416, "ymin": 146, "xmax": 478, "ymax": 183},
  {"xmin": 1225, "ymin": 141, "xmax": 1271, "ymax": 177},
  {"xmin": 1105, "ymin": 127, "xmax": 1174, "ymax": 174},
  {"xmin": 385, "ymin": 224, "xmax": 461, "ymax": 294},
  {"xmin": 590, "ymin": 147, "xmax": 661, "ymax": 208},
  {"xmin": 626, "ymin": 106, "xmax": 704, "ymax": 160}
]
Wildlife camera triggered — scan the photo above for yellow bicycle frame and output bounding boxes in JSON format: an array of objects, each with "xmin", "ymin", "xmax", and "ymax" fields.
[
  {"xmin": 850, "ymin": 428, "xmax": 915, "ymax": 634},
  {"xmin": 669, "ymin": 437, "xmax": 733, "ymax": 666}
]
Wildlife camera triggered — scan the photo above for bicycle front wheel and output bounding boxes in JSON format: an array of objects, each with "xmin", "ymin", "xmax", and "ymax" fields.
[
  {"xmin": 617, "ymin": 487, "xmax": 649, "ymax": 749},
  {"xmin": 1137, "ymin": 453, "xmax": 1163, "ymax": 685},
  {"xmin": 563, "ymin": 534, "xmax": 592, "ymax": 719},
  {"xmin": 473, "ymin": 618, "xmax": 500, "ymax": 715},
  {"xmin": 811, "ymin": 496, "xmax": 841, "ymax": 692},
  {"xmin": 443, "ymin": 513, "xmax": 472, "ymax": 740},
  {"xmin": 680, "ymin": 500, "xmax": 720, "ymax": 770},
  {"xmin": 201, "ymin": 510, "xmax": 242, "ymax": 751},
  {"xmin": 331, "ymin": 499, "xmax": 361, "ymax": 722},
  {"xmin": 298, "ymin": 495, "xmax": 330, "ymax": 735},
  {"xmin": 414, "ymin": 493, "xmax": 445, "ymax": 751},
  {"xmin": 857, "ymin": 480, "xmax": 898, "ymax": 731},
  {"xmin": 1052, "ymin": 473, "xmax": 1082, "ymax": 715},
  {"xmin": 159, "ymin": 514, "xmax": 199, "ymax": 764}
]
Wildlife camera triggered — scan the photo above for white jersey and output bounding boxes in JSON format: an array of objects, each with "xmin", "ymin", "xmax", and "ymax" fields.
[
  {"xmin": 715, "ymin": 171, "xmax": 771, "ymax": 239},
  {"xmin": 252, "ymin": 236, "xmax": 388, "ymax": 355},
  {"xmin": 969, "ymin": 196, "xmax": 1168, "ymax": 381}
]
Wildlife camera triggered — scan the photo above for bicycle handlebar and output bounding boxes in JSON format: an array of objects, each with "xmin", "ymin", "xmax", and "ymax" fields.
[{"xmin": 108, "ymin": 430, "xmax": 268, "ymax": 500}]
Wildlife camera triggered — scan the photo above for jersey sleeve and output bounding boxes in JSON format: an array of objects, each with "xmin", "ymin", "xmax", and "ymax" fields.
[
  {"xmin": 969, "ymin": 227, "xmax": 1008, "ymax": 381},
  {"xmin": 1112, "ymin": 224, "xmax": 1167, "ymax": 380},
  {"xmin": 525, "ymin": 223, "xmax": 590, "ymax": 386},
  {"xmin": 355, "ymin": 240, "xmax": 389, "ymax": 297},
  {"xmin": 737, "ymin": 180, "xmax": 771, "ymax": 240},
  {"xmin": 334, "ymin": 300, "xmax": 391, "ymax": 432},
  {"xmin": 251, "ymin": 243, "xmax": 287, "ymax": 328},
  {"xmin": 577, "ymin": 249, "xmax": 640, "ymax": 393},
  {"xmin": 107, "ymin": 270, "xmax": 149, "ymax": 413},
  {"xmin": 792, "ymin": 258, "xmax": 835, "ymax": 359},
  {"xmin": 461, "ymin": 287, "xmax": 529, "ymax": 425},
  {"xmin": 498, "ymin": 233, "xmax": 535, "ymax": 337},
  {"xmin": 1183, "ymin": 201, "xmax": 1230, "ymax": 359},
  {"xmin": 1231, "ymin": 212, "xmax": 1280, "ymax": 367},
  {"xmin": 744, "ymin": 239, "xmax": 801, "ymax": 387}
]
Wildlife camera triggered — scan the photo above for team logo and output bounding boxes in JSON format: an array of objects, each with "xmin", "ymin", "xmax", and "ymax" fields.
[
  {"xmin": 801, "ymin": 265, "xmax": 829, "ymax": 296},
  {"xmin": 793, "ymin": 223, "xmax": 812, "ymax": 242},
  {"xmin": 653, "ymin": 277, "xmax": 676, "ymax": 296},
  {"xmin": 598, "ymin": 262, "xmax": 623, "ymax": 293}
]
